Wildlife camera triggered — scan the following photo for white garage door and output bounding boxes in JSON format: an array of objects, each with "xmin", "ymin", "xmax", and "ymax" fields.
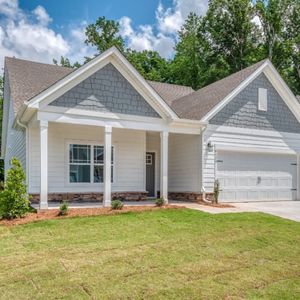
[{"xmin": 217, "ymin": 151, "xmax": 297, "ymax": 202}]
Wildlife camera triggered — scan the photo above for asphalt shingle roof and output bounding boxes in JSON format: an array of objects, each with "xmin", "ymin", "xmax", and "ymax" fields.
[
  {"xmin": 5, "ymin": 57, "xmax": 73, "ymax": 115},
  {"xmin": 171, "ymin": 59, "xmax": 268, "ymax": 120},
  {"xmin": 4, "ymin": 56, "xmax": 269, "ymax": 120}
]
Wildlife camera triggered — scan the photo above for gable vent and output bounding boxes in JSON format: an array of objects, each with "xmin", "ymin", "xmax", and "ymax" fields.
[{"xmin": 258, "ymin": 88, "xmax": 268, "ymax": 111}]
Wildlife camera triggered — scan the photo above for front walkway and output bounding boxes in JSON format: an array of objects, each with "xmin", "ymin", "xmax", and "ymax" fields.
[{"xmin": 173, "ymin": 201, "xmax": 300, "ymax": 222}]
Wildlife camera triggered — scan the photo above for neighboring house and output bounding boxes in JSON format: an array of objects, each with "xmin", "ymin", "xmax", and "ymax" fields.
[{"xmin": 2, "ymin": 47, "xmax": 300, "ymax": 209}]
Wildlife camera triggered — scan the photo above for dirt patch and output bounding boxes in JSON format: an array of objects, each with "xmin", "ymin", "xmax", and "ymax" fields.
[
  {"xmin": 198, "ymin": 201, "xmax": 235, "ymax": 208},
  {"xmin": 0, "ymin": 205, "xmax": 182, "ymax": 226}
]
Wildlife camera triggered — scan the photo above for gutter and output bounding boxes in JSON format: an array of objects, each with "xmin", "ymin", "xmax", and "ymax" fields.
[
  {"xmin": 200, "ymin": 123, "xmax": 213, "ymax": 203},
  {"xmin": 16, "ymin": 118, "xmax": 29, "ymax": 186}
]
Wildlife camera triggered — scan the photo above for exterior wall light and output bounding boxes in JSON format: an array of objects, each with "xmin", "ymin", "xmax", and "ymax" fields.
[{"xmin": 207, "ymin": 141, "xmax": 213, "ymax": 152}]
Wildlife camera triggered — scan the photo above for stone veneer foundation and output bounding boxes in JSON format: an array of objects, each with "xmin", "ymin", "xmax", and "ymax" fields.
[
  {"xmin": 30, "ymin": 192, "xmax": 148, "ymax": 203},
  {"xmin": 168, "ymin": 192, "xmax": 214, "ymax": 202},
  {"xmin": 30, "ymin": 192, "xmax": 214, "ymax": 203}
]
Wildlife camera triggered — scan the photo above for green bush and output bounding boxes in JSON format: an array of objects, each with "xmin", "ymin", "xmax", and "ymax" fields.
[
  {"xmin": 155, "ymin": 198, "xmax": 165, "ymax": 207},
  {"xmin": 111, "ymin": 199, "xmax": 124, "ymax": 210},
  {"xmin": 213, "ymin": 179, "xmax": 220, "ymax": 204},
  {"xmin": 58, "ymin": 201, "xmax": 69, "ymax": 216},
  {"xmin": 0, "ymin": 157, "xmax": 30, "ymax": 219}
]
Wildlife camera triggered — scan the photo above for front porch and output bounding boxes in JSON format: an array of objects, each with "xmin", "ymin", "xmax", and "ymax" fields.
[{"xmin": 29, "ymin": 119, "xmax": 202, "ymax": 209}]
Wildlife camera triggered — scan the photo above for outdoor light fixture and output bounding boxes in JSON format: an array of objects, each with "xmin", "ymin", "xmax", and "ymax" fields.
[{"xmin": 207, "ymin": 141, "xmax": 213, "ymax": 152}]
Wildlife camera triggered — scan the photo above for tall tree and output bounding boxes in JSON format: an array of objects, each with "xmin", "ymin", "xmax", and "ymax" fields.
[
  {"xmin": 170, "ymin": 13, "xmax": 208, "ymax": 89},
  {"xmin": 285, "ymin": 1, "xmax": 300, "ymax": 94},
  {"xmin": 205, "ymin": 0, "xmax": 261, "ymax": 72},
  {"xmin": 256, "ymin": 0, "xmax": 300, "ymax": 94},
  {"xmin": 126, "ymin": 50, "xmax": 171, "ymax": 82},
  {"xmin": 53, "ymin": 56, "xmax": 81, "ymax": 68},
  {"xmin": 256, "ymin": 0, "xmax": 288, "ymax": 62},
  {"xmin": 85, "ymin": 16, "xmax": 125, "ymax": 53}
]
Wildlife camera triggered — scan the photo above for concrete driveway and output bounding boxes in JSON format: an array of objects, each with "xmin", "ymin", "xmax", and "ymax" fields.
[
  {"xmin": 233, "ymin": 201, "xmax": 300, "ymax": 222},
  {"xmin": 173, "ymin": 201, "xmax": 300, "ymax": 222}
]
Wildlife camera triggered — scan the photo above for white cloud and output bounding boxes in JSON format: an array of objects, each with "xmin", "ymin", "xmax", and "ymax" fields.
[
  {"xmin": 0, "ymin": 0, "xmax": 20, "ymax": 19},
  {"xmin": 119, "ymin": 0, "xmax": 208, "ymax": 58},
  {"xmin": 0, "ymin": 0, "xmax": 208, "ymax": 70},
  {"xmin": 120, "ymin": 16, "xmax": 175, "ymax": 58},
  {"xmin": 0, "ymin": 1, "xmax": 94, "ymax": 70},
  {"xmin": 33, "ymin": 5, "xmax": 52, "ymax": 26},
  {"xmin": 67, "ymin": 22, "xmax": 97, "ymax": 63}
]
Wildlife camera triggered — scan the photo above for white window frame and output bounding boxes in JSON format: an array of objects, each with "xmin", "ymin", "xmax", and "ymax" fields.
[
  {"xmin": 66, "ymin": 141, "xmax": 115, "ymax": 185},
  {"xmin": 258, "ymin": 88, "xmax": 268, "ymax": 111}
]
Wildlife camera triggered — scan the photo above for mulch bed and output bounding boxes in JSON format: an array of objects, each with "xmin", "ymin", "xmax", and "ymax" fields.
[
  {"xmin": 198, "ymin": 201, "xmax": 235, "ymax": 208},
  {"xmin": 0, "ymin": 205, "xmax": 182, "ymax": 226}
]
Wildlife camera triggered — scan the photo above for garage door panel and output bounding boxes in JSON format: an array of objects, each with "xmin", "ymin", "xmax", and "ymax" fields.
[{"xmin": 217, "ymin": 152, "xmax": 297, "ymax": 202}]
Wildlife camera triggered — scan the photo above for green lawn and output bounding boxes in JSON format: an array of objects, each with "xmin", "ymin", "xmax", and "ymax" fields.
[{"xmin": 0, "ymin": 209, "xmax": 300, "ymax": 299}]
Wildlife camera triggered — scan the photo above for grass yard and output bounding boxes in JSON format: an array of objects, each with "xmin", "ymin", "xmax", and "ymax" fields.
[{"xmin": 0, "ymin": 209, "xmax": 300, "ymax": 299}]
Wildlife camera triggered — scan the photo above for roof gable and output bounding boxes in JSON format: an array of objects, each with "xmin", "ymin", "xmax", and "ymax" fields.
[
  {"xmin": 49, "ymin": 63, "xmax": 161, "ymax": 118},
  {"xmin": 210, "ymin": 73, "xmax": 300, "ymax": 133},
  {"xmin": 24, "ymin": 47, "xmax": 178, "ymax": 120}
]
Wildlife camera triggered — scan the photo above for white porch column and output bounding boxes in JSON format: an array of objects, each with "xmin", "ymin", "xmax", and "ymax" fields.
[
  {"xmin": 160, "ymin": 131, "xmax": 169, "ymax": 203},
  {"xmin": 103, "ymin": 125, "xmax": 112, "ymax": 207},
  {"xmin": 39, "ymin": 120, "xmax": 48, "ymax": 209}
]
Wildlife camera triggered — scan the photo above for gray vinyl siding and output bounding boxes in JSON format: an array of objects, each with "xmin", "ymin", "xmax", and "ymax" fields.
[
  {"xmin": 50, "ymin": 63, "xmax": 160, "ymax": 118},
  {"xmin": 210, "ymin": 73, "xmax": 300, "ymax": 133}
]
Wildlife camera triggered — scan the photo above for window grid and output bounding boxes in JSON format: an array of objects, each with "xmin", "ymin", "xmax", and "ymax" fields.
[{"xmin": 69, "ymin": 144, "xmax": 114, "ymax": 184}]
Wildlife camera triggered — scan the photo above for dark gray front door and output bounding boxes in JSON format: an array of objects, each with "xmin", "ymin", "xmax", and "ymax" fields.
[{"xmin": 146, "ymin": 152, "xmax": 155, "ymax": 197}]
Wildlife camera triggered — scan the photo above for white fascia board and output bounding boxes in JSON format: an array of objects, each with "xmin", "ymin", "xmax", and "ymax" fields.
[
  {"xmin": 201, "ymin": 60, "xmax": 269, "ymax": 122},
  {"xmin": 263, "ymin": 64, "xmax": 300, "ymax": 123}
]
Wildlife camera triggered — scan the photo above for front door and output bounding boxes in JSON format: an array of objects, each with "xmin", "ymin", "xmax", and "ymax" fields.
[{"xmin": 146, "ymin": 152, "xmax": 155, "ymax": 197}]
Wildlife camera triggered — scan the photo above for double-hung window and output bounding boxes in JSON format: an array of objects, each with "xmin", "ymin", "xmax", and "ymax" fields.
[{"xmin": 69, "ymin": 144, "xmax": 114, "ymax": 183}]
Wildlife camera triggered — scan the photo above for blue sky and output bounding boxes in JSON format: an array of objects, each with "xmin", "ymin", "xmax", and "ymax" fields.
[{"xmin": 0, "ymin": 0, "xmax": 208, "ymax": 69}]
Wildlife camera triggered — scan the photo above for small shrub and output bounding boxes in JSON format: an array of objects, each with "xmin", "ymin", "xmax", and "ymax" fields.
[
  {"xmin": 111, "ymin": 199, "xmax": 123, "ymax": 210},
  {"xmin": 58, "ymin": 201, "xmax": 69, "ymax": 216},
  {"xmin": 155, "ymin": 198, "xmax": 165, "ymax": 207},
  {"xmin": 213, "ymin": 179, "xmax": 220, "ymax": 204},
  {"xmin": 0, "ymin": 158, "xmax": 30, "ymax": 219}
]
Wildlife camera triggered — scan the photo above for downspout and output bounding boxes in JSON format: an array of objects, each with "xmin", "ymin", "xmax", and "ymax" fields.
[
  {"xmin": 200, "ymin": 123, "xmax": 213, "ymax": 204},
  {"xmin": 16, "ymin": 119, "xmax": 29, "ymax": 187}
]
